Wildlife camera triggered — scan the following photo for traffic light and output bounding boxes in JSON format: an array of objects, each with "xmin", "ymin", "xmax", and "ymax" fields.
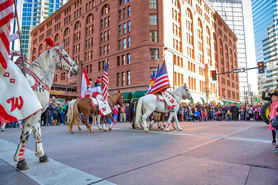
[
  {"xmin": 258, "ymin": 62, "xmax": 265, "ymax": 74},
  {"xmin": 212, "ymin": 70, "xmax": 217, "ymax": 81}
]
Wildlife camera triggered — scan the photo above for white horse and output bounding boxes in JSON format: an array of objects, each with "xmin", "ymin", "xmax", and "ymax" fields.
[
  {"xmin": 12, "ymin": 44, "xmax": 79, "ymax": 170},
  {"xmin": 135, "ymin": 84, "xmax": 192, "ymax": 132}
]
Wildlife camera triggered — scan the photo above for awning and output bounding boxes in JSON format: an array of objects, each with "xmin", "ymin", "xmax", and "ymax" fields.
[
  {"xmin": 122, "ymin": 92, "xmax": 132, "ymax": 103},
  {"xmin": 132, "ymin": 91, "xmax": 147, "ymax": 101}
]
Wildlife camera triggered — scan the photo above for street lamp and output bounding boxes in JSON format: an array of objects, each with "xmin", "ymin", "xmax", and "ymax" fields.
[{"xmin": 164, "ymin": 47, "xmax": 175, "ymax": 90}]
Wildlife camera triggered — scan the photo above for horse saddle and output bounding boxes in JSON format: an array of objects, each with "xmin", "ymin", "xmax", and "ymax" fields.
[
  {"xmin": 89, "ymin": 97, "xmax": 98, "ymax": 107},
  {"xmin": 156, "ymin": 94, "xmax": 165, "ymax": 102}
]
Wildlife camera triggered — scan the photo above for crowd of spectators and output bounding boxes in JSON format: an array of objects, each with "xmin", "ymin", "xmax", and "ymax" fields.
[{"xmin": 174, "ymin": 102, "xmax": 265, "ymax": 122}]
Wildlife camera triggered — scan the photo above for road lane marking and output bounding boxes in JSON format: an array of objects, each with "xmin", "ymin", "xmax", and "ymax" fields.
[
  {"xmin": 0, "ymin": 139, "xmax": 116, "ymax": 185},
  {"xmin": 88, "ymin": 126, "xmax": 271, "ymax": 144}
]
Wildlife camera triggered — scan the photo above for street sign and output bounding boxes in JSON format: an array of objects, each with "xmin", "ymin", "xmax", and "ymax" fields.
[
  {"xmin": 232, "ymin": 68, "xmax": 245, "ymax": 73},
  {"xmin": 266, "ymin": 62, "xmax": 276, "ymax": 70}
]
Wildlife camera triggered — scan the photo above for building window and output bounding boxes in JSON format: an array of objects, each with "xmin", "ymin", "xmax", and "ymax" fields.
[
  {"xmin": 117, "ymin": 73, "xmax": 120, "ymax": 86},
  {"xmin": 128, "ymin": 21, "xmax": 131, "ymax": 32},
  {"xmin": 150, "ymin": 49, "xmax": 158, "ymax": 60},
  {"xmin": 127, "ymin": 71, "xmax": 130, "ymax": 85},
  {"xmin": 128, "ymin": 37, "xmax": 130, "ymax": 47},
  {"xmin": 119, "ymin": 10, "xmax": 122, "ymax": 20},
  {"xmin": 118, "ymin": 40, "xmax": 121, "ymax": 50},
  {"xmin": 123, "ymin": 38, "xmax": 127, "ymax": 49},
  {"xmin": 123, "ymin": 8, "xmax": 127, "ymax": 18},
  {"xmin": 127, "ymin": 53, "xmax": 130, "ymax": 64},
  {"xmin": 150, "ymin": 14, "xmax": 157, "ymax": 25},
  {"xmin": 150, "ymin": 0, "xmax": 157, "ymax": 9},
  {"xmin": 122, "ymin": 72, "xmax": 126, "ymax": 86},
  {"xmin": 123, "ymin": 23, "xmax": 127, "ymax": 34},
  {"xmin": 98, "ymin": 62, "xmax": 101, "ymax": 71},
  {"xmin": 119, "ymin": 25, "xmax": 122, "ymax": 35},
  {"xmin": 117, "ymin": 56, "xmax": 120, "ymax": 66},
  {"xmin": 150, "ymin": 31, "xmax": 157, "ymax": 42},
  {"xmin": 128, "ymin": 6, "xmax": 131, "ymax": 16},
  {"xmin": 122, "ymin": 55, "xmax": 126, "ymax": 65}
]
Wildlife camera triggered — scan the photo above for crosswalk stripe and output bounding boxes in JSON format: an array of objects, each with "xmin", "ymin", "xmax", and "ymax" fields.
[{"xmin": 0, "ymin": 139, "xmax": 116, "ymax": 185}]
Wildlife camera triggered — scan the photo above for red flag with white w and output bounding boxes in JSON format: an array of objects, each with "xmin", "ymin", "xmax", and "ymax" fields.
[{"xmin": 0, "ymin": 0, "xmax": 14, "ymax": 69}]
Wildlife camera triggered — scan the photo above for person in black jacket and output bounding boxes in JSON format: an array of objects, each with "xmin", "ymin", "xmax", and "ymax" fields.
[{"xmin": 262, "ymin": 87, "xmax": 276, "ymax": 144}]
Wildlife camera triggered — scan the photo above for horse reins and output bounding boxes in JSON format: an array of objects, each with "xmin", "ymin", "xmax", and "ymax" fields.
[{"xmin": 54, "ymin": 48, "xmax": 74, "ymax": 78}]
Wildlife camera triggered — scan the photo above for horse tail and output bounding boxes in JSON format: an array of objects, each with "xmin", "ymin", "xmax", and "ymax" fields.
[
  {"xmin": 72, "ymin": 99, "xmax": 80, "ymax": 125},
  {"xmin": 135, "ymin": 97, "xmax": 143, "ymax": 126},
  {"xmin": 67, "ymin": 100, "xmax": 76, "ymax": 125}
]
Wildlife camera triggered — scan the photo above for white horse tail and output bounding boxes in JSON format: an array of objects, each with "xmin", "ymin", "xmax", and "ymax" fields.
[
  {"xmin": 67, "ymin": 100, "xmax": 76, "ymax": 125},
  {"xmin": 71, "ymin": 99, "xmax": 80, "ymax": 125},
  {"xmin": 135, "ymin": 97, "xmax": 143, "ymax": 126}
]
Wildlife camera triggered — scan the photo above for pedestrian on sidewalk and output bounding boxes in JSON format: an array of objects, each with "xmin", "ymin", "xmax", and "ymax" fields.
[{"xmin": 113, "ymin": 105, "xmax": 119, "ymax": 124}]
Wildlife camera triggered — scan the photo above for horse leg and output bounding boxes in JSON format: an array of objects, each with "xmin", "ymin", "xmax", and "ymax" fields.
[
  {"xmin": 77, "ymin": 124, "xmax": 81, "ymax": 131},
  {"xmin": 97, "ymin": 114, "xmax": 102, "ymax": 130},
  {"xmin": 84, "ymin": 113, "xmax": 93, "ymax": 133},
  {"xmin": 107, "ymin": 114, "xmax": 114, "ymax": 131},
  {"xmin": 142, "ymin": 111, "xmax": 152, "ymax": 132},
  {"xmin": 32, "ymin": 122, "xmax": 49, "ymax": 162},
  {"xmin": 1, "ymin": 122, "xmax": 7, "ymax": 131},
  {"xmin": 165, "ymin": 112, "xmax": 174, "ymax": 132},
  {"xmin": 174, "ymin": 112, "xmax": 182, "ymax": 131},
  {"xmin": 102, "ymin": 117, "xmax": 107, "ymax": 132},
  {"xmin": 14, "ymin": 116, "xmax": 37, "ymax": 170}
]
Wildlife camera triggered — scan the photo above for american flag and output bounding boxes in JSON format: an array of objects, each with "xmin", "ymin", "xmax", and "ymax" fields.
[
  {"xmin": 0, "ymin": 0, "xmax": 14, "ymax": 69},
  {"xmin": 148, "ymin": 61, "xmax": 170, "ymax": 94},
  {"xmin": 102, "ymin": 61, "xmax": 109, "ymax": 99}
]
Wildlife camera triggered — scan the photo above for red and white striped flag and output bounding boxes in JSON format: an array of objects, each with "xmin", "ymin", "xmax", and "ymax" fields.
[
  {"xmin": 102, "ymin": 61, "xmax": 109, "ymax": 100},
  {"xmin": 0, "ymin": 0, "xmax": 14, "ymax": 69},
  {"xmin": 148, "ymin": 61, "xmax": 170, "ymax": 94},
  {"xmin": 80, "ymin": 67, "xmax": 90, "ymax": 98}
]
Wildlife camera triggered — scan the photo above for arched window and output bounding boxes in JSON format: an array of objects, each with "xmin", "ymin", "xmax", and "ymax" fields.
[
  {"xmin": 219, "ymin": 39, "xmax": 223, "ymax": 57},
  {"xmin": 101, "ymin": 4, "xmax": 110, "ymax": 16},
  {"xmin": 86, "ymin": 14, "xmax": 94, "ymax": 24},
  {"xmin": 33, "ymin": 48, "xmax": 36, "ymax": 54},
  {"xmin": 39, "ymin": 44, "xmax": 43, "ymax": 51},
  {"xmin": 64, "ymin": 28, "xmax": 70, "ymax": 37},
  {"xmin": 74, "ymin": 21, "xmax": 81, "ymax": 30},
  {"xmin": 54, "ymin": 34, "xmax": 60, "ymax": 43}
]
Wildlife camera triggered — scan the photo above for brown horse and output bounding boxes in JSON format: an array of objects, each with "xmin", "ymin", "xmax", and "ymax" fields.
[{"xmin": 67, "ymin": 93, "xmax": 123, "ymax": 133}]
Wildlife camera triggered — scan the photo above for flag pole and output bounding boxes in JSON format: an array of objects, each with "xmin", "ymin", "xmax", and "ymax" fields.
[{"xmin": 13, "ymin": 0, "xmax": 26, "ymax": 77}]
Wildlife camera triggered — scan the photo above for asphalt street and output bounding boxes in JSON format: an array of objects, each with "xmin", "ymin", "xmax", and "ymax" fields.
[{"xmin": 0, "ymin": 120, "xmax": 278, "ymax": 185}]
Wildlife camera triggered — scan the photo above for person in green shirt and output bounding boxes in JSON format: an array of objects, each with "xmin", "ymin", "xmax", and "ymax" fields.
[{"xmin": 58, "ymin": 101, "xmax": 67, "ymax": 125}]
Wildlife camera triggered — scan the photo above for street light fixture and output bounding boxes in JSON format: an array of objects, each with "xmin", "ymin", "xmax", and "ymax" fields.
[{"xmin": 163, "ymin": 47, "xmax": 175, "ymax": 90}]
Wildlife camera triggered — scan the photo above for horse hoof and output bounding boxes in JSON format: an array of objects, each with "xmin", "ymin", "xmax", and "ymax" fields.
[
  {"xmin": 166, "ymin": 128, "xmax": 170, "ymax": 132},
  {"xmin": 178, "ymin": 128, "xmax": 183, "ymax": 131},
  {"xmin": 70, "ymin": 131, "xmax": 74, "ymax": 134},
  {"xmin": 17, "ymin": 159, "xmax": 29, "ymax": 170},
  {"xmin": 98, "ymin": 128, "xmax": 102, "ymax": 130},
  {"xmin": 174, "ymin": 127, "xmax": 177, "ymax": 130},
  {"xmin": 103, "ymin": 129, "xmax": 107, "ymax": 132},
  {"xmin": 109, "ymin": 128, "xmax": 112, "ymax": 131},
  {"xmin": 78, "ymin": 128, "xmax": 81, "ymax": 131},
  {"xmin": 144, "ymin": 128, "xmax": 149, "ymax": 132},
  {"xmin": 90, "ymin": 130, "xmax": 94, "ymax": 133},
  {"xmin": 1, "ymin": 129, "xmax": 4, "ymax": 132},
  {"xmin": 39, "ymin": 154, "xmax": 49, "ymax": 163}
]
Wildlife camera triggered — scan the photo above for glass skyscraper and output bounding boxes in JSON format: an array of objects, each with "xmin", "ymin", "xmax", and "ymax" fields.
[
  {"xmin": 209, "ymin": 0, "xmax": 248, "ymax": 103},
  {"xmin": 20, "ymin": 0, "xmax": 64, "ymax": 58},
  {"xmin": 252, "ymin": 0, "xmax": 278, "ymax": 94}
]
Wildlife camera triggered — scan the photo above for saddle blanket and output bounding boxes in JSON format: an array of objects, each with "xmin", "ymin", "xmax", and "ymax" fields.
[
  {"xmin": 156, "ymin": 91, "xmax": 177, "ymax": 109},
  {"xmin": 90, "ymin": 95, "xmax": 111, "ymax": 116},
  {"xmin": 0, "ymin": 60, "xmax": 42, "ymax": 124}
]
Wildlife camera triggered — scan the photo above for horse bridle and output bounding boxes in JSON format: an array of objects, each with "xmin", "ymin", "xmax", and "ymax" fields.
[
  {"xmin": 54, "ymin": 48, "xmax": 75, "ymax": 78},
  {"xmin": 172, "ymin": 85, "xmax": 190, "ymax": 100}
]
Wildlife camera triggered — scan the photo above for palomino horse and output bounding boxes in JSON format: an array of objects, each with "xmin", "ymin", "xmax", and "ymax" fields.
[
  {"xmin": 67, "ymin": 93, "xmax": 123, "ymax": 133},
  {"xmin": 135, "ymin": 84, "xmax": 192, "ymax": 132},
  {"xmin": 13, "ymin": 44, "xmax": 79, "ymax": 170}
]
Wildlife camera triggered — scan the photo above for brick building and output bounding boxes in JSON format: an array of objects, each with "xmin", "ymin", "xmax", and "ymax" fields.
[
  {"xmin": 213, "ymin": 12, "xmax": 239, "ymax": 103},
  {"xmin": 30, "ymin": 0, "xmax": 239, "ymax": 103}
]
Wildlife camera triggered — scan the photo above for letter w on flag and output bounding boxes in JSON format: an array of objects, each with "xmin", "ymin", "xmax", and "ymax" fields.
[
  {"xmin": 102, "ymin": 61, "xmax": 109, "ymax": 100},
  {"xmin": 0, "ymin": 0, "xmax": 14, "ymax": 69},
  {"xmin": 148, "ymin": 61, "xmax": 170, "ymax": 94}
]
